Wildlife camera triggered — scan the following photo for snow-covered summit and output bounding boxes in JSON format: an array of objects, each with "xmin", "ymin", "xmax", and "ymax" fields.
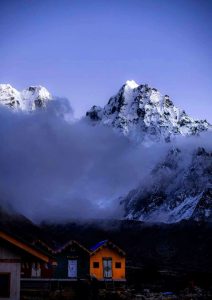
[
  {"xmin": 0, "ymin": 84, "xmax": 22, "ymax": 108},
  {"xmin": 86, "ymin": 80, "xmax": 211, "ymax": 143},
  {"xmin": 125, "ymin": 80, "xmax": 139, "ymax": 89},
  {"xmin": 21, "ymin": 86, "xmax": 52, "ymax": 110},
  {"xmin": 0, "ymin": 84, "xmax": 52, "ymax": 111}
]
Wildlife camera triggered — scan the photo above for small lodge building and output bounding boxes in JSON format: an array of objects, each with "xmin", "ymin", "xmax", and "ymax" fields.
[
  {"xmin": 0, "ymin": 230, "xmax": 51, "ymax": 300},
  {"xmin": 52, "ymin": 240, "xmax": 90, "ymax": 280},
  {"xmin": 90, "ymin": 240, "xmax": 126, "ymax": 281},
  {"xmin": 21, "ymin": 240, "xmax": 56, "ymax": 280}
]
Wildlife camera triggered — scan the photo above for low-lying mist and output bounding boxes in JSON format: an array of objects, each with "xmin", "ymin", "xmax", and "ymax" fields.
[{"xmin": 0, "ymin": 99, "xmax": 211, "ymax": 223}]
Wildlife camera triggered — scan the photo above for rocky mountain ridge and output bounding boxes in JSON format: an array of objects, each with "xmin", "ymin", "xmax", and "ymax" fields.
[
  {"xmin": 86, "ymin": 80, "xmax": 211, "ymax": 143},
  {"xmin": 122, "ymin": 147, "xmax": 212, "ymax": 223}
]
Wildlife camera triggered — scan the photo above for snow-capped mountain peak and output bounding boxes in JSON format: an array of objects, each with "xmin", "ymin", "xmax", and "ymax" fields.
[
  {"xmin": 0, "ymin": 84, "xmax": 52, "ymax": 111},
  {"xmin": 0, "ymin": 84, "xmax": 22, "ymax": 108},
  {"xmin": 86, "ymin": 81, "xmax": 211, "ymax": 143},
  {"xmin": 21, "ymin": 85, "xmax": 52, "ymax": 110}
]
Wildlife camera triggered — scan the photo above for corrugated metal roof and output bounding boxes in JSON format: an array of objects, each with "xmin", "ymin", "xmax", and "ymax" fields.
[{"xmin": 90, "ymin": 240, "xmax": 108, "ymax": 251}]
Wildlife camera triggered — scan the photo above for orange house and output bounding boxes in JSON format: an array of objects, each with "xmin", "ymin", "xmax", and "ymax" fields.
[{"xmin": 90, "ymin": 240, "xmax": 126, "ymax": 281}]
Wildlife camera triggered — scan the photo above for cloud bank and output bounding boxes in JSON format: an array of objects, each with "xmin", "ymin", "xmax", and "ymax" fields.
[
  {"xmin": 0, "ymin": 99, "xmax": 168, "ymax": 222},
  {"xmin": 0, "ymin": 99, "xmax": 211, "ymax": 223}
]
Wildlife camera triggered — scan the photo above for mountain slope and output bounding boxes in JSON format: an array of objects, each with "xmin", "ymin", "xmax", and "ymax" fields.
[
  {"xmin": 122, "ymin": 147, "xmax": 212, "ymax": 223},
  {"xmin": 0, "ymin": 84, "xmax": 52, "ymax": 111},
  {"xmin": 86, "ymin": 80, "xmax": 211, "ymax": 143}
]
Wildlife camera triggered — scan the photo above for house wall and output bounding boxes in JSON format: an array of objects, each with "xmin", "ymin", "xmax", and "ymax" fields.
[
  {"xmin": 0, "ymin": 245, "xmax": 21, "ymax": 300},
  {"xmin": 90, "ymin": 248, "xmax": 125, "ymax": 281},
  {"xmin": 21, "ymin": 260, "xmax": 54, "ymax": 279}
]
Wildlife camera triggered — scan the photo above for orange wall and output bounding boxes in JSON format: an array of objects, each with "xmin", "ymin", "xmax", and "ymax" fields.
[{"xmin": 90, "ymin": 247, "xmax": 125, "ymax": 281}]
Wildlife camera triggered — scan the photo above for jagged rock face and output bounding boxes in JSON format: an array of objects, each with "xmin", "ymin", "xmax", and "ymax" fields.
[
  {"xmin": 0, "ymin": 84, "xmax": 22, "ymax": 108},
  {"xmin": 0, "ymin": 84, "xmax": 52, "ymax": 111},
  {"xmin": 123, "ymin": 147, "xmax": 212, "ymax": 223},
  {"xmin": 21, "ymin": 86, "xmax": 52, "ymax": 110},
  {"xmin": 86, "ymin": 80, "xmax": 211, "ymax": 143}
]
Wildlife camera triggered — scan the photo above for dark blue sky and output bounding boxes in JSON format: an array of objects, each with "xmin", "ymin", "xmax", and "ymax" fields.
[{"xmin": 0, "ymin": 0, "xmax": 211, "ymax": 121}]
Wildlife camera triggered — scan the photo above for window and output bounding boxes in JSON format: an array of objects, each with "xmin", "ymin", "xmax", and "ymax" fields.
[
  {"xmin": 31, "ymin": 262, "xmax": 41, "ymax": 278},
  {"xmin": 93, "ymin": 262, "xmax": 99, "ymax": 268},
  {"xmin": 0, "ymin": 273, "xmax": 10, "ymax": 298},
  {"xmin": 115, "ymin": 262, "xmax": 121, "ymax": 269}
]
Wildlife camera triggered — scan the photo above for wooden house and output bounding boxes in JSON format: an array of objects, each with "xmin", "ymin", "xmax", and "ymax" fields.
[
  {"xmin": 52, "ymin": 240, "xmax": 90, "ymax": 280},
  {"xmin": 21, "ymin": 239, "xmax": 56, "ymax": 279},
  {"xmin": 90, "ymin": 240, "xmax": 126, "ymax": 281},
  {"xmin": 0, "ymin": 230, "xmax": 50, "ymax": 300}
]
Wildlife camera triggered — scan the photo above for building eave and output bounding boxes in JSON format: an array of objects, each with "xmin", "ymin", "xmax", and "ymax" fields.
[{"xmin": 0, "ymin": 231, "xmax": 50, "ymax": 262}]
